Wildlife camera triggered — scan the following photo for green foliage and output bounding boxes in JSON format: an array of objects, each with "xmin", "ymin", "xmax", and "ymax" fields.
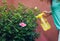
[{"xmin": 0, "ymin": 3, "xmax": 40, "ymax": 41}]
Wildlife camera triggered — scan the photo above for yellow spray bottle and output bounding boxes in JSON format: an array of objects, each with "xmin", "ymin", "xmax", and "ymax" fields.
[{"xmin": 36, "ymin": 12, "xmax": 51, "ymax": 31}]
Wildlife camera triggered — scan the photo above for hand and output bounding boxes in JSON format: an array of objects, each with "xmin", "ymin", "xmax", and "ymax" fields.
[
  {"xmin": 43, "ymin": 11, "xmax": 51, "ymax": 17},
  {"xmin": 43, "ymin": 11, "xmax": 51, "ymax": 14}
]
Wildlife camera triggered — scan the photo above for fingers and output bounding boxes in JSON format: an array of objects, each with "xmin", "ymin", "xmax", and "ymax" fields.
[{"xmin": 43, "ymin": 11, "xmax": 51, "ymax": 14}]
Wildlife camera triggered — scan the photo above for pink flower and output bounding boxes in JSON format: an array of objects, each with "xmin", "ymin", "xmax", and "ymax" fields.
[{"xmin": 19, "ymin": 22, "xmax": 26, "ymax": 27}]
